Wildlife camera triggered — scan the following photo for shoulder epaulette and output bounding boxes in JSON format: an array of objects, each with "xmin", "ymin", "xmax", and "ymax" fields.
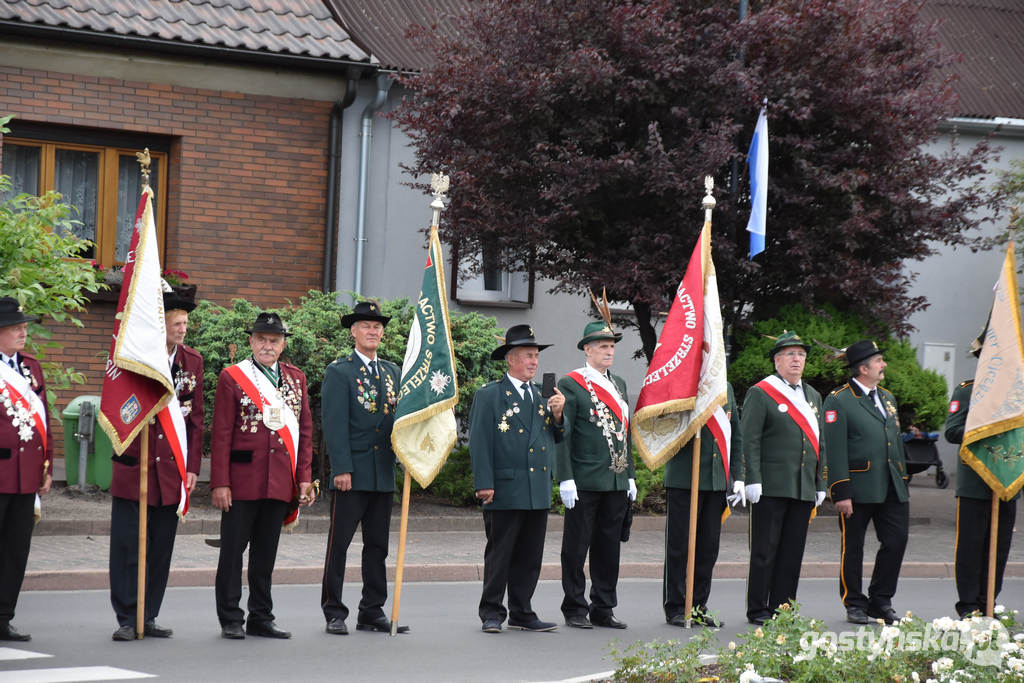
[
  {"xmin": 959, "ymin": 379, "xmax": 974, "ymax": 388},
  {"xmin": 829, "ymin": 383, "xmax": 852, "ymax": 398}
]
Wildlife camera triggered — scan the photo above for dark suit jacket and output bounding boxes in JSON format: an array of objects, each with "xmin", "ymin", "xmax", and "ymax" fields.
[
  {"xmin": 209, "ymin": 360, "xmax": 313, "ymax": 502},
  {"xmin": 665, "ymin": 383, "xmax": 743, "ymax": 491},
  {"xmin": 0, "ymin": 352, "xmax": 52, "ymax": 494},
  {"xmin": 111, "ymin": 344, "xmax": 204, "ymax": 505},
  {"xmin": 556, "ymin": 370, "xmax": 634, "ymax": 490},
  {"xmin": 469, "ymin": 375, "xmax": 564, "ymax": 510},
  {"xmin": 321, "ymin": 353, "xmax": 399, "ymax": 492},
  {"xmin": 943, "ymin": 379, "xmax": 1020, "ymax": 501},
  {"xmin": 824, "ymin": 380, "xmax": 908, "ymax": 504}
]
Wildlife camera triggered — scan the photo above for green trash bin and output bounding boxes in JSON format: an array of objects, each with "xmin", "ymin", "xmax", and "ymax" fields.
[{"xmin": 62, "ymin": 395, "xmax": 113, "ymax": 490}]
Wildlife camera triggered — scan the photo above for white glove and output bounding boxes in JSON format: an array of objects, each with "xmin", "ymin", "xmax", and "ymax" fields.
[
  {"xmin": 744, "ymin": 483, "xmax": 762, "ymax": 505},
  {"xmin": 815, "ymin": 490, "xmax": 826, "ymax": 507},
  {"xmin": 727, "ymin": 480, "xmax": 747, "ymax": 507},
  {"xmin": 627, "ymin": 478, "xmax": 637, "ymax": 502},
  {"xmin": 559, "ymin": 479, "xmax": 578, "ymax": 509}
]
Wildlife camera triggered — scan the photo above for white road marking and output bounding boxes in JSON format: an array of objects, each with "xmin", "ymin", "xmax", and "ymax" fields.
[
  {"xmin": 0, "ymin": 666, "xmax": 156, "ymax": 682},
  {"xmin": 0, "ymin": 648, "xmax": 51, "ymax": 661}
]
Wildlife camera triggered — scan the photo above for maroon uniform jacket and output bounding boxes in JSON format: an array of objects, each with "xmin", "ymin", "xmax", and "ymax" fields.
[
  {"xmin": 209, "ymin": 360, "xmax": 313, "ymax": 502},
  {"xmin": 110, "ymin": 344, "xmax": 204, "ymax": 506},
  {"xmin": 0, "ymin": 353, "xmax": 53, "ymax": 495}
]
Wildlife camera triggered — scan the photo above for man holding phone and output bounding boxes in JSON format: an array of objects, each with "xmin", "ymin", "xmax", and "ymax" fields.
[{"xmin": 557, "ymin": 320, "xmax": 635, "ymax": 630}]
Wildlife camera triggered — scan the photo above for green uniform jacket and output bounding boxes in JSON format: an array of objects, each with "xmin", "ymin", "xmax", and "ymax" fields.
[
  {"xmin": 824, "ymin": 380, "xmax": 908, "ymax": 504},
  {"xmin": 469, "ymin": 375, "xmax": 564, "ymax": 510},
  {"xmin": 740, "ymin": 376, "xmax": 825, "ymax": 502},
  {"xmin": 664, "ymin": 383, "xmax": 743, "ymax": 491},
  {"xmin": 943, "ymin": 379, "xmax": 1021, "ymax": 501},
  {"xmin": 555, "ymin": 371, "xmax": 635, "ymax": 491},
  {"xmin": 321, "ymin": 353, "xmax": 400, "ymax": 492}
]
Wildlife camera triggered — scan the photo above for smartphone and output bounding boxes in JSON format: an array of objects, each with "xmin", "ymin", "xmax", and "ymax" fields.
[{"xmin": 541, "ymin": 372, "xmax": 556, "ymax": 398}]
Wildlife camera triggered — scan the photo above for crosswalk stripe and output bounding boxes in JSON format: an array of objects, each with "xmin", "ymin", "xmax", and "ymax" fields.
[
  {"xmin": 0, "ymin": 666, "xmax": 156, "ymax": 682},
  {"xmin": 0, "ymin": 648, "xmax": 51, "ymax": 661}
]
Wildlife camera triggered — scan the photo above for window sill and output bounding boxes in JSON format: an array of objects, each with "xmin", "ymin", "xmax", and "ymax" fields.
[{"xmin": 454, "ymin": 298, "xmax": 531, "ymax": 309}]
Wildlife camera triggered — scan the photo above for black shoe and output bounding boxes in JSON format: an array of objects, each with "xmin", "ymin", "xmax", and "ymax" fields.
[
  {"xmin": 111, "ymin": 625, "xmax": 136, "ymax": 641},
  {"xmin": 246, "ymin": 621, "xmax": 291, "ymax": 639},
  {"xmin": 667, "ymin": 614, "xmax": 688, "ymax": 627},
  {"xmin": 748, "ymin": 616, "xmax": 767, "ymax": 626},
  {"xmin": 221, "ymin": 623, "xmax": 245, "ymax": 640},
  {"xmin": 846, "ymin": 607, "xmax": 870, "ymax": 625},
  {"xmin": 143, "ymin": 620, "xmax": 173, "ymax": 638},
  {"xmin": 507, "ymin": 619, "xmax": 558, "ymax": 632},
  {"xmin": 591, "ymin": 615, "xmax": 628, "ymax": 629},
  {"xmin": 356, "ymin": 616, "xmax": 409, "ymax": 634},
  {"xmin": 0, "ymin": 623, "xmax": 31, "ymax": 642},
  {"xmin": 325, "ymin": 618, "xmax": 348, "ymax": 635},
  {"xmin": 868, "ymin": 606, "xmax": 899, "ymax": 625},
  {"xmin": 481, "ymin": 619, "xmax": 502, "ymax": 633},
  {"xmin": 691, "ymin": 610, "xmax": 723, "ymax": 629},
  {"xmin": 565, "ymin": 615, "xmax": 593, "ymax": 629}
]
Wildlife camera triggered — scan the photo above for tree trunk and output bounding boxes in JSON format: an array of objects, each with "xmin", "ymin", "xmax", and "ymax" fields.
[{"xmin": 632, "ymin": 300, "xmax": 658, "ymax": 364}]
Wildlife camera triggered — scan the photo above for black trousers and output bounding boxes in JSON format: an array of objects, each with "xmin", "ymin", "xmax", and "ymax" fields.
[
  {"xmin": 109, "ymin": 496, "xmax": 179, "ymax": 627},
  {"xmin": 479, "ymin": 508, "xmax": 547, "ymax": 624},
  {"xmin": 0, "ymin": 493, "xmax": 34, "ymax": 626},
  {"xmin": 837, "ymin": 485, "xmax": 908, "ymax": 611},
  {"xmin": 955, "ymin": 496, "xmax": 1017, "ymax": 617},
  {"xmin": 320, "ymin": 489, "xmax": 392, "ymax": 623},
  {"xmin": 747, "ymin": 495, "xmax": 813, "ymax": 621},
  {"xmin": 214, "ymin": 498, "xmax": 288, "ymax": 627},
  {"xmin": 560, "ymin": 489, "xmax": 628, "ymax": 620},
  {"xmin": 663, "ymin": 487, "xmax": 726, "ymax": 619}
]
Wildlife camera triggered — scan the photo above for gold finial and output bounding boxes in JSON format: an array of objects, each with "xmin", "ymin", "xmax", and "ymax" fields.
[
  {"xmin": 136, "ymin": 148, "xmax": 152, "ymax": 188},
  {"xmin": 430, "ymin": 172, "xmax": 450, "ymax": 229}
]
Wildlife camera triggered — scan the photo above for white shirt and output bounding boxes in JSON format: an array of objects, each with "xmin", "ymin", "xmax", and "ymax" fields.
[
  {"xmin": 506, "ymin": 373, "xmax": 532, "ymax": 401},
  {"xmin": 852, "ymin": 377, "xmax": 885, "ymax": 416},
  {"xmin": 354, "ymin": 349, "xmax": 378, "ymax": 375},
  {"xmin": 1, "ymin": 352, "xmax": 17, "ymax": 369}
]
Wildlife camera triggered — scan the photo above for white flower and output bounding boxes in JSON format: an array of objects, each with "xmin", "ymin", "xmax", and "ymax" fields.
[
  {"xmin": 1014, "ymin": 633, "xmax": 1024, "ymax": 642},
  {"xmin": 911, "ymin": 673, "xmax": 920, "ymax": 683},
  {"xmin": 738, "ymin": 663, "xmax": 760, "ymax": 683},
  {"xmin": 880, "ymin": 625, "xmax": 900, "ymax": 642},
  {"xmin": 933, "ymin": 617, "xmax": 955, "ymax": 631},
  {"xmin": 932, "ymin": 657, "xmax": 954, "ymax": 674},
  {"xmin": 728, "ymin": 641, "xmax": 737, "ymax": 650},
  {"xmin": 995, "ymin": 605, "xmax": 1006, "ymax": 614},
  {"xmin": 1006, "ymin": 656, "xmax": 1024, "ymax": 673}
]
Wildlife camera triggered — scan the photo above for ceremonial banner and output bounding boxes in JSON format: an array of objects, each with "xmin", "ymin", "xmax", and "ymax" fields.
[
  {"xmin": 960, "ymin": 243, "xmax": 1024, "ymax": 500},
  {"xmin": 746, "ymin": 105, "xmax": 768, "ymax": 260},
  {"xmin": 391, "ymin": 225, "xmax": 458, "ymax": 487},
  {"xmin": 632, "ymin": 221, "xmax": 728, "ymax": 469},
  {"xmin": 98, "ymin": 187, "xmax": 174, "ymax": 454}
]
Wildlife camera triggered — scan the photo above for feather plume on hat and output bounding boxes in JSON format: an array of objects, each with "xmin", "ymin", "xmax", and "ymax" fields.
[{"xmin": 589, "ymin": 287, "xmax": 615, "ymax": 332}]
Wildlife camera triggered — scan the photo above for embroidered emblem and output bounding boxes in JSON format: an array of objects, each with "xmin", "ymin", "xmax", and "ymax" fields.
[
  {"xmin": 429, "ymin": 370, "xmax": 451, "ymax": 396},
  {"xmin": 120, "ymin": 395, "xmax": 141, "ymax": 425},
  {"xmin": 949, "ymin": 400, "xmax": 959, "ymax": 413},
  {"xmin": 825, "ymin": 410, "xmax": 837, "ymax": 423}
]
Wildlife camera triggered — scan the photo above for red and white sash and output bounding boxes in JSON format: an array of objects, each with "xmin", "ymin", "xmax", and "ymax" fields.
[
  {"xmin": 225, "ymin": 361, "xmax": 300, "ymax": 526},
  {"xmin": 755, "ymin": 375, "xmax": 820, "ymax": 460},
  {"xmin": 156, "ymin": 395, "xmax": 190, "ymax": 518},
  {"xmin": 0, "ymin": 359, "xmax": 47, "ymax": 452},
  {"xmin": 568, "ymin": 367, "xmax": 629, "ymax": 429},
  {"xmin": 705, "ymin": 405, "xmax": 731, "ymax": 484}
]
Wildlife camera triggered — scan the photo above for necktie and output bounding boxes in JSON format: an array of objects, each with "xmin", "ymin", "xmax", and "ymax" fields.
[
  {"xmin": 369, "ymin": 359, "xmax": 378, "ymax": 379},
  {"xmin": 521, "ymin": 382, "xmax": 532, "ymax": 407},
  {"xmin": 7, "ymin": 357, "xmax": 15, "ymax": 370},
  {"xmin": 868, "ymin": 389, "xmax": 884, "ymax": 416}
]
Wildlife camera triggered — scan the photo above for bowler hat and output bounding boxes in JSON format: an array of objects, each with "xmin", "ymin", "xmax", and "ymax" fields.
[
  {"xmin": 768, "ymin": 330, "xmax": 810, "ymax": 359},
  {"xmin": 340, "ymin": 300, "xmax": 391, "ymax": 328},
  {"xmin": 845, "ymin": 339, "xmax": 882, "ymax": 368},
  {"xmin": 245, "ymin": 311, "xmax": 290, "ymax": 337},
  {"xmin": 577, "ymin": 321, "xmax": 622, "ymax": 350},
  {"xmin": 163, "ymin": 291, "xmax": 196, "ymax": 313},
  {"xmin": 490, "ymin": 324, "xmax": 551, "ymax": 360},
  {"xmin": 0, "ymin": 297, "xmax": 39, "ymax": 328}
]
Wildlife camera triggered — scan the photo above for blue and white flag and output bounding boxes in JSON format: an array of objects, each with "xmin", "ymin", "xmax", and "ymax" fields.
[{"xmin": 745, "ymin": 106, "xmax": 768, "ymax": 260}]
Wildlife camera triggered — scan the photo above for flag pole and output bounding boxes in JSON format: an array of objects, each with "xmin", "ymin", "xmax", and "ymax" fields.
[
  {"xmin": 986, "ymin": 492, "xmax": 999, "ymax": 616},
  {"xmin": 390, "ymin": 471, "xmax": 411, "ymax": 636},
  {"xmin": 684, "ymin": 434, "xmax": 701, "ymax": 628},
  {"xmin": 135, "ymin": 151, "xmax": 152, "ymax": 640}
]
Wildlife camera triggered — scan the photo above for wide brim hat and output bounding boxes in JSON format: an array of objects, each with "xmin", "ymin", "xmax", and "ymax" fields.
[
  {"xmin": 768, "ymin": 330, "xmax": 810, "ymax": 359},
  {"xmin": 0, "ymin": 297, "xmax": 39, "ymax": 328},
  {"xmin": 245, "ymin": 311, "xmax": 291, "ymax": 337},
  {"xmin": 340, "ymin": 300, "xmax": 391, "ymax": 328},
  {"xmin": 163, "ymin": 291, "xmax": 196, "ymax": 313},
  {"xmin": 577, "ymin": 320, "xmax": 623, "ymax": 350},
  {"xmin": 491, "ymin": 324, "xmax": 551, "ymax": 360},
  {"xmin": 845, "ymin": 339, "xmax": 883, "ymax": 368}
]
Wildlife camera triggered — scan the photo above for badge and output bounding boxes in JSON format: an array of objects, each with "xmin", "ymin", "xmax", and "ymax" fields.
[
  {"xmin": 263, "ymin": 405, "xmax": 284, "ymax": 431},
  {"xmin": 825, "ymin": 410, "xmax": 837, "ymax": 423},
  {"xmin": 777, "ymin": 403, "xmax": 788, "ymax": 413},
  {"xmin": 949, "ymin": 400, "xmax": 959, "ymax": 413}
]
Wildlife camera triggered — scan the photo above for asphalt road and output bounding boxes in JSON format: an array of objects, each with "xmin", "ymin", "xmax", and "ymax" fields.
[{"xmin": 2, "ymin": 577, "xmax": 1022, "ymax": 683}]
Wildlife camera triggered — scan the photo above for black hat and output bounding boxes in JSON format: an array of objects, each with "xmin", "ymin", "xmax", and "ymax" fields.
[
  {"xmin": 845, "ymin": 339, "xmax": 882, "ymax": 368},
  {"xmin": 163, "ymin": 291, "xmax": 196, "ymax": 313},
  {"xmin": 491, "ymin": 324, "xmax": 552, "ymax": 360},
  {"xmin": 340, "ymin": 300, "xmax": 391, "ymax": 328},
  {"xmin": 0, "ymin": 297, "xmax": 39, "ymax": 328},
  {"xmin": 768, "ymin": 330, "xmax": 810, "ymax": 359},
  {"xmin": 245, "ymin": 311, "xmax": 290, "ymax": 337}
]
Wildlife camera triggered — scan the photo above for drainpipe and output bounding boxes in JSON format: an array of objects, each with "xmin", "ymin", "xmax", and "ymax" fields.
[
  {"xmin": 353, "ymin": 72, "xmax": 393, "ymax": 297},
  {"xmin": 322, "ymin": 71, "xmax": 359, "ymax": 293}
]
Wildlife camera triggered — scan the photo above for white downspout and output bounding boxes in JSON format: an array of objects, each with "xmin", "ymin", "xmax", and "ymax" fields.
[{"xmin": 353, "ymin": 73, "xmax": 393, "ymax": 296}]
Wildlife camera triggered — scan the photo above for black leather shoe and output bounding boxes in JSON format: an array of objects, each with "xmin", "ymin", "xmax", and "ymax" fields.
[
  {"xmin": 221, "ymin": 623, "xmax": 245, "ymax": 639},
  {"xmin": 748, "ymin": 616, "xmax": 767, "ymax": 626},
  {"xmin": 246, "ymin": 621, "xmax": 291, "ymax": 639},
  {"xmin": 565, "ymin": 615, "xmax": 593, "ymax": 629},
  {"xmin": 481, "ymin": 619, "xmax": 502, "ymax": 633},
  {"xmin": 667, "ymin": 614, "xmax": 688, "ymax": 627},
  {"xmin": 868, "ymin": 606, "xmax": 899, "ymax": 625},
  {"xmin": 846, "ymin": 607, "xmax": 870, "ymax": 625},
  {"xmin": 355, "ymin": 616, "xmax": 409, "ymax": 634},
  {"xmin": 507, "ymin": 619, "xmax": 557, "ymax": 632},
  {"xmin": 0, "ymin": 623, "xmax": 31, "ymax": 642},
  {"xmin": 325, "ymin": 618, "xmax": 348, "ymax": 635},
  {"xmin": 143, "ymin": 621, "xmax": 173, "ymax": 638},
  {"xmin": 112, "ymin": 624, "xmax": 136, "ymax": 641},
  {"xmin": 591, "ymin": 615, "xmax": 627, "ymax": 629}
]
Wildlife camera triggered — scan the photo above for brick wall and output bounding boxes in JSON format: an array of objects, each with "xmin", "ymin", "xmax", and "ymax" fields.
[{"xmin": 0, "ymin": 64, "xmax": 335, "ymax": 460}]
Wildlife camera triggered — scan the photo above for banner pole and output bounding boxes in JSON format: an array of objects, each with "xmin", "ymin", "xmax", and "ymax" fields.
[
  {"xmin": 136, "ymin": 428, "xmax": 149, "ymax": 639},
  {"xmin": 390, "ymin": 471, "xmax": 411, "ymax": 635},
  {"xmin": 684, "ymin": 434, "xmax": 701, "ymax": 627},
  {"xmin": 986, "ymin": 491, "xmax": 999, "ymax": 617}
]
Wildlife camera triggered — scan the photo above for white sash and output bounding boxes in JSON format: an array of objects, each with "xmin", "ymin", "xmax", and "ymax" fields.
[
  {"xmin": 234, "ymin": 360, "xmax": 300, "ymax": 458},
  {"xmin": 761, "ymin": 374, "xmax": 819, "ymax": 439},
  {"xmin": 577, "ymin": 364, "xmax": 629, "ymax": 420},
  {"xmin": 0, "ymin": 358, "xmax": 47, "ymax": 435}
]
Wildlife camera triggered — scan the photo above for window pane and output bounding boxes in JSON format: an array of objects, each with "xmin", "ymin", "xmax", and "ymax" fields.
[
  {"xmin": 54, "ymin": 148, "xmax": 99, "ymax": 258},
  {"xmin": 1, "ymin": 144, "xmax": 41, "ymax": 201},
  {"xmin": 116, "ymin": 155, "xmax": 160, "ymax": 262},
  {"xmin": 481, "ymin": 241, "xmax": 503, "ymax": 291}
]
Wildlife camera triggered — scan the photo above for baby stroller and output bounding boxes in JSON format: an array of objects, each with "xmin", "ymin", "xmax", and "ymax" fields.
[{"xmin": 902, "ymin": 432, "xmax": 949, "ymax": 489}]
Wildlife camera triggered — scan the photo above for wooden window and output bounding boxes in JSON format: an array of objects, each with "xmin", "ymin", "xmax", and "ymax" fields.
[
  {"xmin": 451, "ymin": 240, "xmax": 534, "ymax": 306},
  {"xmin": 1, "ymin": 138, "xmax": 167, "ymax": 266}
]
